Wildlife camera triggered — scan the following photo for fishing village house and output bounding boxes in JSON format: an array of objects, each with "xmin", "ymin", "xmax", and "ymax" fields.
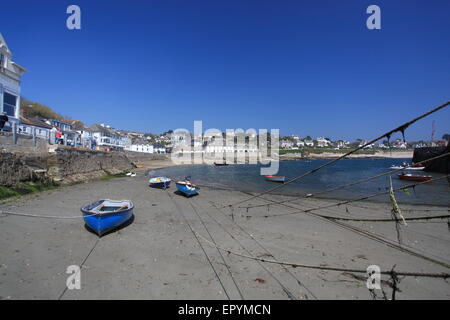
[
  {"xmin": 303, "ymin": 138, "xmax": 314, "ymax": 147},
  {"xmin": 153, "ymin": 144, "xmax": 167, "ymax": 154},
  {"xmin": 70, "ymin": 120, "xmax": 95, "ymax": 149},
  {"xmin": 18, "ymin": 114, "xmax": 53, "ymax": 139},
  {"xmin": 393, "ymin": 139, "xmax": 407, "ymax": 149},
  {"xmin": 280, "ymin": 139, "xmax": 295, "ymax": 149},
  {"xmin": 125, "ymin": 143, "xmax": 154, "ymax": 153},
  {"xmin": 316, "ymin": 137, "xmax": 331, "ymax": 147},
  {"xmin": 0, "ymin": 33, "xmax": 27, "ymax": 130},
  {"xmin": 90, "ymin": 124, "xmax": 131, "ymax": 151},
  {"xmin": 333, "ymin": 140, "xmax": 349, "ymax": 149}
]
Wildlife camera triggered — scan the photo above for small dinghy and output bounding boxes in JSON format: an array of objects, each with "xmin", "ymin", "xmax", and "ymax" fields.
[
  {"xmin": 390, "ymin": 162, "xmax": 425, "ymax": 170},
  {"xmin": 149, "ymin": 176, "xmax": 171, "ymax": 189},
  {"xmin": 214, "ymin": 162, "xmax": 229, "ymax": 166},
  {"xmin": 265, "ymin": 175, "xmax": 286, "ymax": 183},
  {"xmin": 176, "ymin": 177, "xmax": 199, "ymax": 197},
  {"xmin": 397, "ymin": 173, "xmax": 432, "ymax": 182},
  {"xmin": 81, "ymin": 200, "xmax": 134, "ymax": 236},
  {"xmin": 390, "ymin": 165, "xmax": 425, "ymax": 170}
]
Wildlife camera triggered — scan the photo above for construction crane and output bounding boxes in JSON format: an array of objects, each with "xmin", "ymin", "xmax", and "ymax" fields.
[{"xmin": 431, "ymin": 120, "xmax": 436, "ymax": 142}]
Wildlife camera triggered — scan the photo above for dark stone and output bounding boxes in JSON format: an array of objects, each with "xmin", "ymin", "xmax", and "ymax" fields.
[{"xmin": 412, "ymin": 145, "xmax": 450, "ymax": 173}]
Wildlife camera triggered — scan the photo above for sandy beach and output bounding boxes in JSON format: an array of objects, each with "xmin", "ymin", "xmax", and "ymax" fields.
[{"xmin": 0, "ymin": 168, "xmax": 449, "ymax": 300}]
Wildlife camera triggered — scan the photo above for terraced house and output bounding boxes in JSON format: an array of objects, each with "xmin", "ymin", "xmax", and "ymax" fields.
[{"xmin": 0, "ymin": 33, "xmax": 27, "ymax": 129}]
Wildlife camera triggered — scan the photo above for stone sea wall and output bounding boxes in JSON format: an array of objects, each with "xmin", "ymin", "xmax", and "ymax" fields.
[
  {"xmin": 412, "ymin": 146, "xmax": 450, "ymax": 173},
  {"xmin": 0, "ymin": 149, "xmax": 135, "ymax": 187},
  {"xmin": 0, "ymin": 152, "xmax": 49, "ymax": 187}
]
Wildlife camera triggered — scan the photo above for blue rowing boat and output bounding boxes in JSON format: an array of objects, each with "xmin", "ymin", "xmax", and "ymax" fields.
[
  {"xmin": 149, "ymin": 176, "xmax": 171, "ymax": 189},
  {"xmin": 81, "ymin": 200, "xmax": 134, "ymax": 236},
  {"xmin": 176, "ymin": 179, "xmax": 199, "ymax": 197}
]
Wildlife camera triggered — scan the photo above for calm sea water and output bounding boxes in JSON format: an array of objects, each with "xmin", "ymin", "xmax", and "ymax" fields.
[{"xmin": 150, "ymin": 158, "xmax": 450, "ymax": 206}]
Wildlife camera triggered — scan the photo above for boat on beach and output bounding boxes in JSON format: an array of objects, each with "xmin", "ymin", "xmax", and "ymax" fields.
[
  {"xmin": 176, "ymin": 178, "xmax": 199, "ymax": 197},
  {"xmin": 81, "ymin": 199, "xmax": 134, "ymax": 236},
  {"xmin": 149, "ymin": 176, "xmax": 171, "ymax": 189},
  {"xmin": 397, "ymin": 173, "xmax": 432, "ymax": 182},
  {"xmin": 265, "ymin": 175, "xmax": 286, "ymax": 183}
]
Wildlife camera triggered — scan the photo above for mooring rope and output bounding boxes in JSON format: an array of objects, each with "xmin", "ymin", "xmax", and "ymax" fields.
[
  {"xmin": 226, "ymin": 101, "xmax": 450, "ymax": 208},
  {"xmin": 194, "ymin": 231, "xmax": 450, "ymax": 279},
  {"xmin": 254, "ymin": 174, "xmax": 450, "ymax": 219},
  {"xmin": 0, "ymin": 210, "xmax": 98, "ymax": 219},
  {"xmin": 242, "ymin": 151, "xmax": 450, "ymax": 210}
]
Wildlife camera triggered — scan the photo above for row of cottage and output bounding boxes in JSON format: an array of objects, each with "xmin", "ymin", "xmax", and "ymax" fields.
[
  {"xmin": 19, "ymin": 116, "xmax": 167, "ymax": 153},
  {"xmin": 280, "ymin": 136, "xmax": 410, "ymax": 150},
  {"xmin": 0, "ymin": 32, "xmax": 165, "ymax": 154}
]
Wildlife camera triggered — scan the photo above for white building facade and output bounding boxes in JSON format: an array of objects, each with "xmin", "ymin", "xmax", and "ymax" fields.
[
  {"xmin": 0, "ymin": 33, "xmax": 27, "ymax": 128},
  {"xmin": 125, "ymin": 144, "xmax": 154, "ymax": 153}
]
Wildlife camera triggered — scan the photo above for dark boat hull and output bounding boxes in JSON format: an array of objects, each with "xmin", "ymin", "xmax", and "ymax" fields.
[
  {"xmin": 214, "ymin": 162, "xmax": 229, "ymax": 166},
  {"xmin": 265, "ymin": 175, "xmax": 286, "ymax": 183},
  {"xmin": 150, "ymin": 181, "xmax": 171, "ymax": 188},
  {"xmin": 397, "ymin": 174, "xmax": 432, "ymax": 182},
  {"xmin": 149, "ymin": 177, "xmax": 171, "ymax": 189}
]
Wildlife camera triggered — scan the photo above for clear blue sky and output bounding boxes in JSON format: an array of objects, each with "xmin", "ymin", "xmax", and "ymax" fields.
[{"xmin": 1, "ymin": 0, "xmax": 449, "ymax": 141}]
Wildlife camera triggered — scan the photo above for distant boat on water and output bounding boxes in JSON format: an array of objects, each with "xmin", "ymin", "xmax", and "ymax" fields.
[
  {"xmin": 397, "ymin": 173, "xmax": 432, "ymax": 182},
  {"xmin": 265, "ymin": 175, "xmax": 286, "ymax": 183},
  {"xmin": 214, "ymin": 162, "xmax": 229, "ymax": 166},
  {"xmin": 81, "ymin": 199, "xmax": 134, "ymax": 236},
  {"xmin": 390, "ymin": 162, "xmax": 425, "ymax": 170},
  {"xmin": 149, "ymin": 176, "xmax": 171, "ymax": 189}
]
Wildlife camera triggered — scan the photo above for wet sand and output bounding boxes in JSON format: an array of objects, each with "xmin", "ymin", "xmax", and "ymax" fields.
[{"xmin": 0, "ymin": 170, "xmax": 449, "ymax": 300}]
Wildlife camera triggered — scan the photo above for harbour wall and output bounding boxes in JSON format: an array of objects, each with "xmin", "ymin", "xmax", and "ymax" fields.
[
  {"xmin": 0, "ymin": 149, "xmax": 135, "ymax": 187},
  {"xmin": 412, "ymin": 146, "xmax": 450, "ymax": 173}
]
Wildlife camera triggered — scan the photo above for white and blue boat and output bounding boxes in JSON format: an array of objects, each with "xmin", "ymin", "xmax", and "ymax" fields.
[
  {"xmin": 149, "ymin": 176, "xmax": 171, "ymax": 189},
  {"xmin": 81, "ymin": 199, "xmax": 134, "ymax": 236},
  {"xmin": 176, "ymin": 178, "xmax": 199, "ymax": 197}
]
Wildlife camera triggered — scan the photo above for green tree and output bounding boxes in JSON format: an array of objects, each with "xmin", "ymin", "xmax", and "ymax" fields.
[{"xmin": 21, "ymin": 98, "xmax": 65, "ymax": 120}]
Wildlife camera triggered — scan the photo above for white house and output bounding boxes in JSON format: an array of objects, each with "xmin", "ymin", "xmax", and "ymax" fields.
[
  {"xmin": 280, "ymin": 139, "xmax": 294, "ymax": 149},
  {"xmin": 18, "ymin": 116, "xmax": 53, "ymax": 139},
  {"xmin": 90, "ymin": 124, "xmax": 131, "ymax": 150},
  {"xmin": 0, "ymin": 33, "xmax": 27, "ymax": 129},
  {"xmin": 316, "ymin": 137, "xmax": 331, "ymax": 147},
  {"xmin": 153, "ymin": 144, "xmax": 167, "ymax": 154},
  {"xmin": 126, "ymin": 144, "xmax": 154, "ymax": 153}
]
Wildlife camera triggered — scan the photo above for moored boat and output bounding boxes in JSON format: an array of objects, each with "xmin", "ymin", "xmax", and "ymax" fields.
[
  {"xmin": 214, "ymin": 162, "xmax": 229, "ymax": 166},
  {"xmin": 397, "ymin": 173, "xmax": 432, "ymax": 182},
  {"xmin": 81, "ymin": 199, "xmax": 134, "ymax": 236},
  {"xmin": 149, "ymin": 176, "xmax": 171, "ymax": 189},
  {"xmin": 265, "ymin": 175, "xmax": 286, "ymax": 183},
  {"xmin": 176, "ymin": 178, "xmax": 199, "ymax": 197},
  {"xmin": 390, "ymin": 162, "xmax": 425, "ymax": 170}
]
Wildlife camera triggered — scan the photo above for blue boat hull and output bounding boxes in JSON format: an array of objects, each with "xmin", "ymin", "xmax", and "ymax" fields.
[
  {"xmin": 150, "ymin": 181, "xmax": 171, "ymax": 189},
  {"xmin": 176, "ymin": 183, "xmax": 198, "ymax": 196},
  {"xmin": 81, "ymin": 200, "xmax": 134, "ymax": 236}
]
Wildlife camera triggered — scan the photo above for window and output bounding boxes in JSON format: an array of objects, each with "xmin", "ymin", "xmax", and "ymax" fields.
[
  {"xmin": 3, "ymin": 92, "xmax": 17, "ymax": 117},
  {"xmin": 0, "ymin": 53, "xmax": 4, "ymax": 68}
]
